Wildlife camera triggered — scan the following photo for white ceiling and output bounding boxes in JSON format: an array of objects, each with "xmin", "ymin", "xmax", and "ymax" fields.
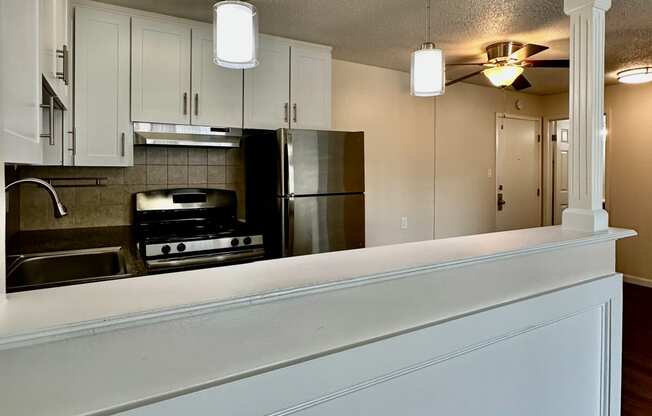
[{"xmin": 96, "ymin": 0, "xmax": 652, "ymax": 95}]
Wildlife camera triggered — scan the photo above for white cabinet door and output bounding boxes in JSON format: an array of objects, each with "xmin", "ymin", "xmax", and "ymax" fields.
[
  {"xmin": 74, "ymin": 7, "xmax": 132, "ymax": 166},
  {"xmin": 191, "ymin": 25, "xmax": 243, "ymax": 128},
  {"xmin": 40, "ymin": 0, "xmax": 70, "ymax": 109},
  {"xmin": 244, "ymin": 35, "xmax": 290, "ymax": 129},
  {"xmin": 290, "ymin": 45, "xmax": 332, "ymax": 130},
  {"xmin": 1, "ymin": 0, "xmax": 43, "ymax": 164},
  {"xmin": 132, "ymin": 17, "xmax": 191, "ymax": 124}
]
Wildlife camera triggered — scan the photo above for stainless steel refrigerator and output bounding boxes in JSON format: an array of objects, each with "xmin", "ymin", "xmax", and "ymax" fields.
[{"xmin": 245, "ymin": 129, "xmax": 365, "ymax": 258}]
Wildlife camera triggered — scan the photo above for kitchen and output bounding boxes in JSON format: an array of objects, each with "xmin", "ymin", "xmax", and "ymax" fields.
[
  {"xmin": 0, "ymin": 0, "xmax": 638, "ymax": 415},
  {"xmin": 5, "ymin": 0, "xmax": 366, "ymax": 289}
]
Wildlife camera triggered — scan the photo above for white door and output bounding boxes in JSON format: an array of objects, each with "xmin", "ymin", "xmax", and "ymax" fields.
[
  {"xmin": 290, "ymin": 45, "xmax": 332, "ymax": 129},
  {"xmin": 496, "ymin": 115, "xmax": 542, "ymax": 231},
  {"xmin": 1, "ymin": 0, "xmax": 43, "ymax": 164},
  {"xmin": 191, "ymin": 24, "xmax": 243, "ymax": 128},
  {"xmin": 244, "ymin": 35, "xmax": 290, "ymax": 129},
  {"xmin": 74, "ymin": 7, "xmax": 132, "ymax": 166},
  {"xmin": 553, "ymin": 120, "xmax": 570, "ymax": 225},
  {"xmin": 132, "ymin": 17, "xmax": 191, "ymax": 124}
]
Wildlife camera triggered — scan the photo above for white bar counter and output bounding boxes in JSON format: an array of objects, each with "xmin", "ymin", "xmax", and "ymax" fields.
[{"xmin": 0, "ymin": 226, "xmax": 636, "ymax": 415}]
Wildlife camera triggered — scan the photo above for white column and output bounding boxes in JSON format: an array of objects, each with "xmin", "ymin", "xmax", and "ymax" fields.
[{"xmin": 562, "ymin": 0, "xmax": 611, "ymax": 232}]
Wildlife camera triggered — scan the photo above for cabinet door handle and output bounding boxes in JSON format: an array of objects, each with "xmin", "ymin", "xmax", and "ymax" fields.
[
  {"xmin": 67, "ymin": 128, "xmax": 76, "ymax": 157},
  {"xmin": 121, "ymin": 132, "xmax": 126, "ymax": 157},
  {"xmin": 40, "ymin": 96, "xmax": 55, "ymax": 145},
  {"xmin": 183, "ymin": 92, "xmax": 188, "ymax": 115},
  {"xmin": 292, "ymin": 103, "xmax": 297, "ymax": 123},
  {"xmin": 284, "ymin": 102, "xmax": 289, "ymax": 123},
  {"xmin": 194, "ymin": 93, "xmax": 199, "ymax": 116},
  {"xmin": 56, "ymin": 45, "xmax": 69, "ymax": 86}
]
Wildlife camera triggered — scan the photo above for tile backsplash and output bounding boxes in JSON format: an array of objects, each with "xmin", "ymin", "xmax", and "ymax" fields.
[{"xmin": 12, "ymin": 146, "xmax": 245, "ymax": 231}]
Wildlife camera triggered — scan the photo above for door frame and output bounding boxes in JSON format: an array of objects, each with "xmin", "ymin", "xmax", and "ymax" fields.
[
  {"xmin": 543, "ymin": 115, "xmax": 569, "ymax": 225},
  {"xmin": 495, "ymin": 113, "xmax": 544, "ymax": 230}
]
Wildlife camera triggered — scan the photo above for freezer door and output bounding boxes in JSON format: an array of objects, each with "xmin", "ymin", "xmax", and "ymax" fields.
[
  {"xmin": 286, "ymin": 129, "xmax": 364, "ymax": 195},
  {"xmin": 282, "ymin": 193, "xmax": 365, "ymax": 257}
]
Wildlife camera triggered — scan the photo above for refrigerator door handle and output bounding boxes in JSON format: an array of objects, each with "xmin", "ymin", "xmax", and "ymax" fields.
[
  {"xmin": 286, "ymin": 195, "xmax": 295, "ymax": 256},
  {"xmin": 285, "ymin": 131, "xmax": 295, "ymax": 196}
]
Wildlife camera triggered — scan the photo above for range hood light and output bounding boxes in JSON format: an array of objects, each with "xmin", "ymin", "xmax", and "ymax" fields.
[
  {"xmin": 483, "ymin": 65, "xmax": 524, "ymax": 87},
  {"xmin": 213, "ymin": 1, "xmax": 259, "ymax": 69},
  {"xmin": 617, "ymin": 67, "xmax": 652, "ymax": 84}
]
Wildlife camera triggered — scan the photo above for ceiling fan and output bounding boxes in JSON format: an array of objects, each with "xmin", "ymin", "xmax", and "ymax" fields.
[{"xmin": 445, "ymin": 41, "xmax": 569, "ymax": 91}]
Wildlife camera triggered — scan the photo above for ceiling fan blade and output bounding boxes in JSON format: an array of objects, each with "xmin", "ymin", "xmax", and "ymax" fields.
[
  {"xmin": 522, "ymin": 59, "xmax": 570, "ymax": 68},
  {"xmin": 511, "ymin": 74, "xmax": 532, "ymax": 91},
  {"xmin": 446, "ymin": 63, "xmax": 487, "ymax": 66},
  {"xmin": 509, "ymin": 44, "xmax": 549, "ymax": 62},
  {"xmin": 445, "ymin": 70, "xmax": 485, "ymax": 87}
]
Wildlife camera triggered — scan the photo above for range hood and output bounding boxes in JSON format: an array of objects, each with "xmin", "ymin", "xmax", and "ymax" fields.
[{"xmin": 133, "ymin": 122, "xmax": 242, "ymax": 148}]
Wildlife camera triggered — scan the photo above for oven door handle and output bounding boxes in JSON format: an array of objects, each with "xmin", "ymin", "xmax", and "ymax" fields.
[{"xmin": 146, "ymin": 248, "xmax": 265, "ymax": 270}]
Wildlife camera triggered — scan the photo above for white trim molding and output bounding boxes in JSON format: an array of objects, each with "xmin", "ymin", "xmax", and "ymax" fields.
[
  {"xmin": 562, "ymin": 0, "xmax": 611, "ymax": 232},
  {"xmin": 623, "ymin": 274, "xmax": 652, "ymax": 289}
]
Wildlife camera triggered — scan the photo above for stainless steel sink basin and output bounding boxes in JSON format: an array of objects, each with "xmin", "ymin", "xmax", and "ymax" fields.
[{"xmin": 6, "ymin": 247, "xmax": 130, "ymax": 292}]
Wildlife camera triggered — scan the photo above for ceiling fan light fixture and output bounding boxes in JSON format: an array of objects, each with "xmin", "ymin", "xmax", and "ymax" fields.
[
  {"xmin": 411, "ymin": 42, "xmax": 445, "ymax": 97},
  {"xmin": 483, "ymin": 65, "xmax": 524, "ymax": 87},
  {"xmin": 213, "ymin": 1, "xmax": 259, "ymax": 69},
  {"xmin": 617, "ymin": 67, "xmax": 652, "ymax": 84}
]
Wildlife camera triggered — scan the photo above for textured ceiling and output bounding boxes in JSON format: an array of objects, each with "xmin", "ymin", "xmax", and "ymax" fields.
[{"xmin": 97, "ymin": 0, "xmax": 652, "ymax": 95}]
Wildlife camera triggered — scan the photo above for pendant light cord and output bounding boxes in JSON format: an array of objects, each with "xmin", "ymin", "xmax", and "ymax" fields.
[{"xmin": 426, "ymin": 0, "xmax": 431, "ymax": 42}]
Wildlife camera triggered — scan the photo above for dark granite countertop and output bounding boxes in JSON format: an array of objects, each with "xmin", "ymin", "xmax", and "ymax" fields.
[{"xmin": 7, "ymin": 226, "xmax": 147, "ymax": 277}]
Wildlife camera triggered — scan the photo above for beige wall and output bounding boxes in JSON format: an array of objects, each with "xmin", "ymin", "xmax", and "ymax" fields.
[
  {"xmin": 604, "ymin": 82, "xmax": 652, "ymax": 280},
  {"xmin": 434, "ymin": 82, "xmax": 545, "ymax": 238},
  {"xmin": 331, "ymin": 60, "xmax": 435, "ymax": 247}
]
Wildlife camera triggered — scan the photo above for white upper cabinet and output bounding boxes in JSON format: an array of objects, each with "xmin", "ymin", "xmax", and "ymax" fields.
[
  {"xmin": 74, "ymin": 6, "xmax": 132, "ymax": 166},
  {"xmin": 1, "ymin": 0, "xmax": 43, "ymax": 165},
  {"xmin": 290, "ymin": 44, "xmax": 332, "ymax": 130},
  {"xmin": 132, "ymin": 17, "xmax": 191, "ymax": 124},
  {"xmin": 244, "ymin": 35, "xmax": 291, "ymax": 130},
  {"xmin": 40, "ymin": 0, "xmax": 70, "ymax": 109},
  {"xmin": 191, "ymin": 24, "xmax": 243, "ymax": 128}
]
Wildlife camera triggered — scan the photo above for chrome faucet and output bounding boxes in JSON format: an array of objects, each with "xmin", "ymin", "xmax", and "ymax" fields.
[{"xmin": 5, "ymin": 178, "xmax": 68, "ymax": 217}]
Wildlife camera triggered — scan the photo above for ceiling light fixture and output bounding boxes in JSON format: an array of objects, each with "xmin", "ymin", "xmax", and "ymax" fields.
[
  {"xmin": 213, "ymin": 1, "xmax": 259, "ymax": 69},
  {"xmin": 483, "ymin": 65, "xmax": 524, "ymax": 87},
  {"xmin": 617, "ymin": 67, "xmax": 652, "ymax": 84},
  {"xmin": 410, "ymin": 0, "xmax": 445, "ymax": 97}
]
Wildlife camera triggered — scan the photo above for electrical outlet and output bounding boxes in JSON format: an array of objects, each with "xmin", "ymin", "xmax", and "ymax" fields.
[
  {"xmin": 400, "ymin": 216, "xmax": 408, "ymax": 230},
  {"xmin": 487, "ymin": 168, "xmax": 493, "ymax": 178}
]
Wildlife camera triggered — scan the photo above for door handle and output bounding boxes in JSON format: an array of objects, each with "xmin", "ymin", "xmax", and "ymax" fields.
[
  {"xmin": 121, "ymin": 132, "xmax": 126, "ymax": 157},
  {"xmin": 183, "ymin": 92, "xmax": 188, "ymax": 115},
  {"xmin": 497, "ymin": 193, "xmax": 506, "ymax": 211},
  {"xmin": 56, "ymin": 45, "xmax": 69, "ymax": 86},
  {"xmin": 284, "ymin": 102, "xmax": 289, "ymax": 123},
  {"xmin": 292, "ymin": 103, "xmax": 297, "ymax": 123},
  {"xmin": 194, "ymin": 93, "xmax": 199, "ymax": 116},
  {"xmin": 40, "ymin": 96, "xmax": 55, "ymax": 145}
]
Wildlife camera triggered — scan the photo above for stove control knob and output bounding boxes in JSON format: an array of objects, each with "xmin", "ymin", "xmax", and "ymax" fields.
[
  {"xmin": 231, "ymin": 238, "xmax": 240, "ymax": 247},
  {"xmin": 243, "ymin": 237, "xmax": 252, "ymax": 246},
  {"xmin": 177, "ymin": 243, "xmax": 186, "ymax": 252},
  {"xmin": 161, "ymin": 245, "xmax": 171, "ymax": 255}
]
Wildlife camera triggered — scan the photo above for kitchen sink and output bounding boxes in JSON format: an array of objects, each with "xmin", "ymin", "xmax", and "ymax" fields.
[{"xmin": 6, "ymin": 247, "xmax": 130, "ymax": 292}]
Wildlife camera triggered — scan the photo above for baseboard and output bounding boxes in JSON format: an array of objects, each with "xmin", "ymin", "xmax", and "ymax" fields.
[{"xmin": 623, "ymin": 274, "xmax": 652, "ymax": 289}]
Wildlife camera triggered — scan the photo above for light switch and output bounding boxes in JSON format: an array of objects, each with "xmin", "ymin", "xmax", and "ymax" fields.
[{"xmin": 401, "ymin": 216, "xmax": 408, "ymax": 230}]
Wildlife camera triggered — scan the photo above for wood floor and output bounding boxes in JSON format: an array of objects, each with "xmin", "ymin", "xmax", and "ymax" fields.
[{"xmin": 622, "ymin": 283, "xmax": 652, "ymax": 415}]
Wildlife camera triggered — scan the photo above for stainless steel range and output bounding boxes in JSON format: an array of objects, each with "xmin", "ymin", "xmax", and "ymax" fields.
[{"xmin": 134, "ymin": 188, "xmax": 264, "ymax": 272}]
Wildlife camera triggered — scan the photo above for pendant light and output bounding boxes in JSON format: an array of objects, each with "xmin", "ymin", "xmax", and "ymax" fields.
[
  {"xmin": 410, "ymin": 0, "xmax": 445, "ymax": 96},
  {"xmin": 213, "ymin": 1, "xmax": 259, "ymax": 69}
]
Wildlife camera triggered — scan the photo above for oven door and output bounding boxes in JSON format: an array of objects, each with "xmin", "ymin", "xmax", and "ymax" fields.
[{"xmin": 145, "ymin": 248, "xmax": 265, "ymax": 272}]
